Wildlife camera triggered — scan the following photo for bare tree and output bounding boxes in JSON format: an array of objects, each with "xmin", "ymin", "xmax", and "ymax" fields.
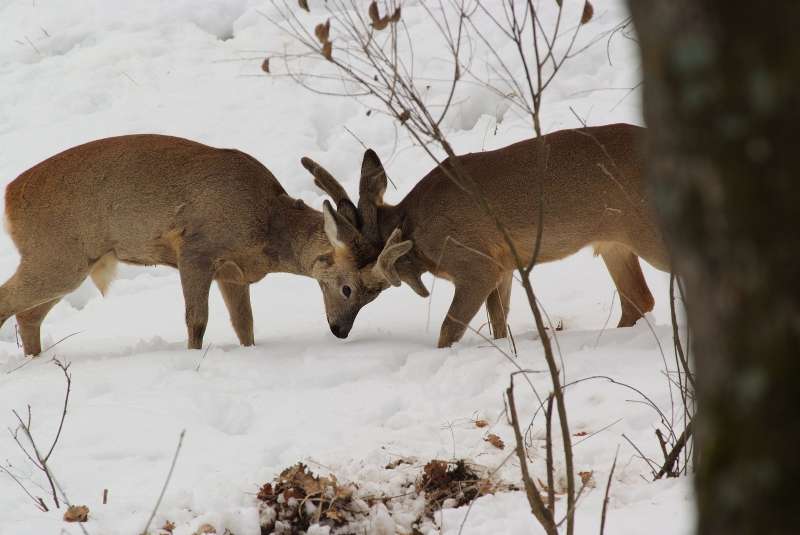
[
  {"xmin": 628, "ymin": 1, "xmax": 800, "ymax": 533},
  {"xmin": 259, "ymin": 2, "xmax": 621, "ymax": 533}
]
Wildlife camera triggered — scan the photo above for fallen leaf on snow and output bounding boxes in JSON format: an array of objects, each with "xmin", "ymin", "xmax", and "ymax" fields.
[
  {"xmin": 579, "ymin": 470, "xmax": 595, "ymax": 488},
  {"xmin": 193, "ymin": 523, "xmax": 216, "ymax": 534},
  {"xmin": 484, "ymin": 434, "xmax": 505, "ymax": 450},
  {"xmin": 63, "ymin": 505, "xmax": 89, "ymax": 522},
  {"xmin": 385, "ymin": 458, "xmax": 413, "ymax": 469}
]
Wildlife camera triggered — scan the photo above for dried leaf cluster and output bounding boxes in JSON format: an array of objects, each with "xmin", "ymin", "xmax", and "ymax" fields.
[
  {"xmin": 313, "ymin": 19, "xmax": 333, "ymax": 61},
  {"xmin": 257, "ymin": 463, "xmax": 357, "ymax": 534},
  {"xmin": 416, "ymin": 459, "xmax": 514, "ymax": 517},
  {"xmin": 258, "ymin": 459, "xmax": 515, "ymax": 534},
  {"xmin": 368, "ymin": 1, "xmax": 401, "ymax": 31}
]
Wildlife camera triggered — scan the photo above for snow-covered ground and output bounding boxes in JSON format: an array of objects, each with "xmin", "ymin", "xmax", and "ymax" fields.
[{"xmin": 0, "ymin": 1, "xmax": 693, "ymax": 534}]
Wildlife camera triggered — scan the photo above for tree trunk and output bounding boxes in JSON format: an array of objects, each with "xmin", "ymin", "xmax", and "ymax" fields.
[{"xmin": 627, "ymin": 2, "xmax": 800, "ymax": 534}]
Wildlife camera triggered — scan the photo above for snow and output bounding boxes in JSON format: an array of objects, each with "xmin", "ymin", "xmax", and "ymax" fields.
[{"xmin": 0, "ymin": 1, "xmax": 693, "ymax": 534}]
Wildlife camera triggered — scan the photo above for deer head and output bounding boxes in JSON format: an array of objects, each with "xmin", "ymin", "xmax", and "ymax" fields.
[{"xmin": 301, "ymin": 150, "xmax": 427, "ymax": 338}]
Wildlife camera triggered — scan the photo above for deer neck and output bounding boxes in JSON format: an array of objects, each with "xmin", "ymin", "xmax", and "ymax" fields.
[{"xmin": 268, "ymin": 199, "xmax": 330, "ymax": 277}]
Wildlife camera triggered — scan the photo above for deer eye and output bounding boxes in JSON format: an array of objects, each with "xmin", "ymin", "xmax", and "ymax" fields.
[{"xmin": 341, "ymin": 285, "xmax": 352, "ymax": 298}]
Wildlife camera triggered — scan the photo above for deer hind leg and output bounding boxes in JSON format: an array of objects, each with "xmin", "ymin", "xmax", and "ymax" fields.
[
  {"xmin": 486, "ymin": 272, "xmax": 513, "ymax": 339},
  {"xmin": 178, "ymin": 253, "xmax": 214, "ymax": 350},
  {"xmin": 439, "ymin": 275, "xmax": 499, "ymax": 348},
  {"xmin": 0, "ymin": 256, "xmax": 90, "ymax": 355},
  {"xmin": 596, "ymin": 242, "xmax": 655, "ymax": 327},
  {"xmin": 217, "ymin": 281, "xmax": 254, "ymax": 346},
  {"xmin": 16, "ymin": 298, "xmax": 61, "ymax": 356}
]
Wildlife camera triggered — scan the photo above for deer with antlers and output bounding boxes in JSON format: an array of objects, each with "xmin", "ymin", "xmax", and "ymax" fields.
[
  {"xmin": 1, "ymin": 134, "xmax": 411, "ymax": 355},
  {"xmin": 301, "ymin": 123, "xmax": 670, "ymax": 347}
]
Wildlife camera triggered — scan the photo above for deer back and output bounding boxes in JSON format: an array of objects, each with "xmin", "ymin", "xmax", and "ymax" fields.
[{"xmin": 390, "ymin": 123, "xmax": 666, "ymax": 277}]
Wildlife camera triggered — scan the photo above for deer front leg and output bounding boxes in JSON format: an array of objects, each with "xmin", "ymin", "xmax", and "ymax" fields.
[
  {"xmin": 217, "ymin": 281, "xmax": 254, "ymax": 346},
  {"xmin": 179, "ymin": 256, "xmax": 214, "ymax": 350},
  {"xmin": 438, "ymin": 278, "xmax": 498, "ymax": 348}
]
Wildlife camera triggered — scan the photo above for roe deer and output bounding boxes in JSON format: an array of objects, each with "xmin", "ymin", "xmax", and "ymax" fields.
[
  {"xmin": 1, "ymin": 134, "xmax": 413, "ymax": 355},
  {"xmin": 301, "ymin": 123, "xmax": 670, "ymax": 348}
]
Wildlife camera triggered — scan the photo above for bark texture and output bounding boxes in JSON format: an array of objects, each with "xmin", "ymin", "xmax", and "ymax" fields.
[{"xmin": 628, "ymin": 2, "xmax": 800, "ymax": 534}]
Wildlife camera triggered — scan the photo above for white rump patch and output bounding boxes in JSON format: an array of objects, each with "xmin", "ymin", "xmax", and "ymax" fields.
[{"xmin": 89, "ymin": 253, "xmax": 119, "ymax": 296}]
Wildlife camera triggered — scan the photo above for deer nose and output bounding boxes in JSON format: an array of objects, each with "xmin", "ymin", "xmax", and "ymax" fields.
[{"xmin": 330, "ymin": 323, "xmax": 349, "ymax": 339}]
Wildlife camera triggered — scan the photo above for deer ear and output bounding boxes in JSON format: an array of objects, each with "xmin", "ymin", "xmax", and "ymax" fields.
[
  {"xmin": 359, "ymin": 149, "xmax": 388, "ymax": 205},
  {"xmin": 396, "ymin": 259, "xmax": 430, "ymax": 297},
  {"xmin": 336, "ymin": 198, "xmax": 361, "ymax": 229},
  {"xmin": 322, "ymin": 200, "xmax": 360, "ymax": 251},
  {"xmin": 359, "ymin": 149, "xmax": 388, "ymax": 244},
  {"xmin": 372, "ymin": 228, "xmax": 413, "ymax": 287}
]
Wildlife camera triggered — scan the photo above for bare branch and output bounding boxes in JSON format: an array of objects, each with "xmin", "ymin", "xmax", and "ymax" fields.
[{"xmin": 140, "ymin": 429, "xmax": 186, "ymax": 535}]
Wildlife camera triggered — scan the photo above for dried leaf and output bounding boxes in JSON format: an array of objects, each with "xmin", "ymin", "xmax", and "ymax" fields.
[
  {"xmin": 421, "ymin": 460, "xmax": 449, "ymax": 488},
  {"xmin": 372, "ymin": 16, "xmax": 390, "ymax": 30},
  {"xmin": 579, "ymin": 470, "xmax": 595, "ymax": 487},
  {"xmin": 474, "ymin": 419, "xmax": 489, "ymax": 428},
  {"xmin": 161, "ymin": 520, "xmax": 176, "ymax": 534},
  {"xmin": 257, "ymin": 482, "xmax": 274, "ymax": 501},
  {"xmin": 368, "ymin": 1, "xmax": 380, "ymax": 23},
  {"xmin": 261, "ymin": 58, "xmax": 270, "ymax": 73},
  {"xmin": 390, "ymin": 7, "xmax": 401, "ymax": 23},
  {"xmin": 322, "ymin": 41, "xmax": 333, "ymax": 61},
  {"xmin": 574, "ymin": 430, "xmax": 588, "ymax": 437},
  {"xmin": 368, "ymin": 1, "xmax": 391, "ymax": 30},
  {"xmin": 194, "ymin": 524, "xmax": 217, "ymax": 535},
  {"xmin": 398, "ymin": 110, "xmax": 410, "ymax": 123},
  {"xmin": 63, "ymin": 505, "xmax": 89, "ymax": 523},
  {"xmin": 485, "ymin": 433, "xmax": 505, "ymax": 450},
  {"xmin": 314, "ymin": 19, "xmax": 330, "ymax": 43},
  {"xmin": 326, "ymin": 509, "xmax": 344, "ymax": 521},
  {"xmin": 580, "ymin": 1, "xmax": 594, "ymax": 24},
  {"xmin": 385, "ymin": 458, "xmax": 413, "ymax": 469},
  {"xmin": 298, "ymin": 0, "xmax": 310, "ymax": 12}
]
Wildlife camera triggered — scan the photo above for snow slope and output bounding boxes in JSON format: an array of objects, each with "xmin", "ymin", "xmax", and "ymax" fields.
[{"xmin": 0, "ymin": 1, "xmax": 693, "ymax": 534}]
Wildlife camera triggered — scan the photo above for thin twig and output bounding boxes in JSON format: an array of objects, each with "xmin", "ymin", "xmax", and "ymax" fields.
[
  {"xmin": 140, "ymin": 430, "xmax": 186, "ymax": 535},
  {"xmin": 599, "ymin": 447, "xmax": 619, "ymax": 535},
  {"xmin": 654, "ymin": 420, "xmax": 694, "ymax": 480}
]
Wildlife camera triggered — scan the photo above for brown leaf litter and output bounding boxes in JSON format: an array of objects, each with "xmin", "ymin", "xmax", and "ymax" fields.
[{"xmin": 257, "ymin": 460, "xmax": 517, "ymax": 534}]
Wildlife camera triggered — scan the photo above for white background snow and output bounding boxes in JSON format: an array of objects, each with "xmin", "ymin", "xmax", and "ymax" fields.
[{"xmin": 0, "ymin": 1, "xmax": 693, "ymax": 534}]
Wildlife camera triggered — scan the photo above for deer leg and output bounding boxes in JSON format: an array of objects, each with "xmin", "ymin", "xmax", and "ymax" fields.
[
  {"xmin": 0, "ymin": 256, "xmax": 89, "ymax": 356},
  {"xmin": 439, "ymin": 278, "xmax": 498, "ymax": 348},
  {"xmin": 486, "ymin": 272, "xmax": 513, "ymax": 339},
  {"xmin": 597, "ymin": 242, "xmax": 655, "ymax": 327},
  {"xmin": 178, "ymin": 256, "xmax": 214, "ymax": 350},
  {"xmin": 16, "ymin": 298, "xmax": 61, "ymax": 356},
  {"xmin": 217, "ymin": 281, "xmax": 254, "ymax": 346}
]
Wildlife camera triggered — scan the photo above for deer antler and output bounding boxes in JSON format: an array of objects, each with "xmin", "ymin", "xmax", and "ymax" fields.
[
  {"xmin": 301, "ymin": 157, "xmax": 360, "ymax": 227},
  {"xmin": 301, "ymin": 157, "xmax": 352, "ymax": 207}
]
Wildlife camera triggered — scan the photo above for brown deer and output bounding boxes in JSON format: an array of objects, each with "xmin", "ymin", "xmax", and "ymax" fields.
[
  {"xmin": 1, "ymin": 134, "xmax": 412, "ymax": 355},
  {"xmin": 301, "ymin": 123, "xmax": 671, "ymax": 348}
]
